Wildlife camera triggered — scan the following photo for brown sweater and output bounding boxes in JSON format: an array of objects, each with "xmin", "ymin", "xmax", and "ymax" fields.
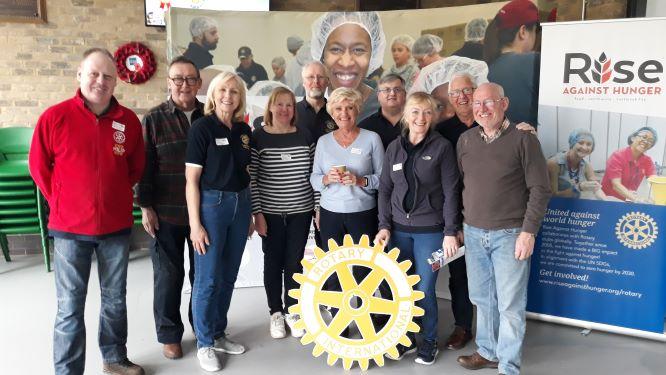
[{"xmin": 456, "ymin": 122, "xmax": 551, "ymax": 234}]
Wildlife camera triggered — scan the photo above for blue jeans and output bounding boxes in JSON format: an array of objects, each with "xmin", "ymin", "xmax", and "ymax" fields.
[
  {"xmin": 390, "ymin": 230, "xmax": 442, "ymax": 343},
  {"xmin": 463, "ymin": 224, "xmax": 530, "ymax": 375},
  {"xmin": 53, "ymin": 235, "xmax": 130, "ymax": 375},
  {"xmin": 193, "ymin": 188, "xmax": 251, "ymax": 348}
]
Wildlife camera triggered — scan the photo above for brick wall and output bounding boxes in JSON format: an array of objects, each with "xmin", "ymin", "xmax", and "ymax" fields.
[{"xmin": 0, "ymin": 0, "xmax": 168, "ymax": 128}]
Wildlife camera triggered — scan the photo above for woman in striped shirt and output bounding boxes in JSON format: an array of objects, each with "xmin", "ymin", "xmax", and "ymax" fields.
[{"xmin": 250, "ymin": 87, "xmax": 316, "ymax": 340}]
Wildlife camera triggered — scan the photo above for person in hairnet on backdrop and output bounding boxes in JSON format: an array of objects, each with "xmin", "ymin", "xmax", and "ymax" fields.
[
  {"xmin": 310, "ymin": 11, "xmax": 387, "ymax": 122},
  {"xmin": 452, "ymin": 18, "xmax": 489, "ymax": 61},
  {"xmin": 285, "ymin": 40, "xmax": 313, "ymax": 93},
  {"xmin": 271, "ymin": 57, "xmax": 287, "ymax": 85},
  {"xmin": 383, "ymin": 34, "xmax": 419, "ymax": 91},
  {"xmin": 412, "ymin": 34, "xmax": 444, "ymax": 69}
]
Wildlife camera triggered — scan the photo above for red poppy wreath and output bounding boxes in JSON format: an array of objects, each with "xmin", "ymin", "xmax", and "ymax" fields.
[{"xmin": 114, "ymin": 42, "xmax": 156, "ymax": 84}]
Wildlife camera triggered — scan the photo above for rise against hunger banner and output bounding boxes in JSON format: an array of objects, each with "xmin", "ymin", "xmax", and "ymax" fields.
[{"xmin": 530, "ymin": 18, "xmax": 666, "ymax": 336}]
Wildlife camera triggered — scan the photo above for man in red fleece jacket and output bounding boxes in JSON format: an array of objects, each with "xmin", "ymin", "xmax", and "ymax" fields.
[{"xmin": 29, "ymin": 48, "xmax": 145, "ymax": 375}]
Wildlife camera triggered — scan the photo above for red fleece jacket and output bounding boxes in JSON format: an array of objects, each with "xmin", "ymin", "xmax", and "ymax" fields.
[{"xmin": 29, "ymin": 90, "xmax": 145, "ymax": 236}]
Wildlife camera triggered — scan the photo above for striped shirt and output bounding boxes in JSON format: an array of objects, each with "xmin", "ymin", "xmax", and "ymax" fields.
[{"xmin": 250, "ymin": 126, "xmax": 318, "ymax": 215}]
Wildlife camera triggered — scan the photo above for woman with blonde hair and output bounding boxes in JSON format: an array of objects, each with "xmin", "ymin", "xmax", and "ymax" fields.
[
  {"xmin": 250, "ymin": 87, "xmax": 316, "ymax": 340},
  {"xmin": 185, "ymin": 71, "xmax": 252, "ymax": 372},
  {"xmin": 376, "ymin": 92, "xmax": 461, "ymax": 365}
]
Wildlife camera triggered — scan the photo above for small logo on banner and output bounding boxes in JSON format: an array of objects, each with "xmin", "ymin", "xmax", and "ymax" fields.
[
  {"xmin": 615, "ymin": 211, "xmax": 658, "ymax": 250},
  {"xmin": 113, "ymin": 131, "xmax": 126, "ymax": 144}
]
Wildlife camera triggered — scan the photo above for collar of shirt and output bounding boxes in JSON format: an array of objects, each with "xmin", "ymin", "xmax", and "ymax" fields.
[
  {"xmin": 479, "ymin": 118, "xmax": 510, "ymax": 144},
  {"xmin": 167, "ymin": 96, "xmax": 204, "ymax": 114}
]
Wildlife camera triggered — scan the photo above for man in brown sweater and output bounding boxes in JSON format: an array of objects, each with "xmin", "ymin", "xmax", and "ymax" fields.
[{"xmin": 455, "ymin": 82, "xmax": 550, "ymax": 375}]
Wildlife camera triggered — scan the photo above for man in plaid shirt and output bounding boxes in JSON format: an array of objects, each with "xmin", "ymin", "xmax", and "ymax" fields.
[{"xmin": 136, "ymin": 56, "xmax": 204, "ymax": 360}]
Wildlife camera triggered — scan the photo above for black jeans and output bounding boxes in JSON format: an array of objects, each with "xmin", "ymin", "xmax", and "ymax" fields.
[
  {"xmin": 262, "ymin": 211, "xmax": 313, "ymax": 315},
  {"xmin": 150, "ymin": 219, "xmax": 194, "ymax": 344},
  {"xmin": 449, "ymin": 256, "xmax": 474, "ymax": 331}
]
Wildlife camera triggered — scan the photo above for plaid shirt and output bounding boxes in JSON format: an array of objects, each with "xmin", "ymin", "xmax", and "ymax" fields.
[
  {"xmin": 479, "ymin": 118, "xmax": 510, "ymax": 144},
  {"xmin": 135, "ymin": 98, "xmax": 204, "ymax": 225}
]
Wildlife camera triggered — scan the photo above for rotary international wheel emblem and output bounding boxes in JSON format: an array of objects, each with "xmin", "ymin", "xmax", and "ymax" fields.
[
  {"xmin": 288, "ymin": 235, "xmax": 424, "ymax": 371},
  {"xmin": 615, "ymin": 211, "xmax": 658, "ymax": 249}
]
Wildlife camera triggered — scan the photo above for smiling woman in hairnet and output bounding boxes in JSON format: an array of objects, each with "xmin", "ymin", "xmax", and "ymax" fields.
[{"xmin": 311, "ymin": 11, "xmax": 386, "ymax": 122}]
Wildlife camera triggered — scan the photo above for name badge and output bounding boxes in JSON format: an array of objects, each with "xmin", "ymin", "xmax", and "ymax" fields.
[
  {"xmin": 111, "ymin": 121, "xmax": 125, "ymax": 132},
  {"xmin": 392, "ymin": 163, "xmax": 403, "ymax": 171},
  {"xmin": 281, "ymin": 153, "xmax": 292, "ymax": 161},
  {"xmin": 422, "ymin": 155, "xmax": 432, "ymax": 161},
  {"xmin": 215, "ymin": 138, "xmax": 229, "ymax": 146},
  {"xmin": 350, "ymin": 148, "xmax": 362, "ymax": 155}
]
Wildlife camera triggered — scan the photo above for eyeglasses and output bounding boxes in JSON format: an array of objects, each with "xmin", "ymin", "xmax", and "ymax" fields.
[
  {"xmin": 304, "ymin": 75, "xmax": 327, "ymax": 82},
  {"xmin": 169, "ymin": 76, "xmax": 200, "ymax": 86},
  {"xmin": 378, "ymin": 87, "xmax": 405, "ymax": 95},
  {"xmin": 635, "ymin": 133, "xmax": 656, "ymax": 146},
  {"xmin": 472, "ymin": 98, "xmax": 505, "ymax": 108},
  {"xmin": 448, "ymin": 87, "xmax": 474, "ymax": 98}
]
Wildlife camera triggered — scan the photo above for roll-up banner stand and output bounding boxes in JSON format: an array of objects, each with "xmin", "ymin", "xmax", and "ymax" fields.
[{"xmin": 530, "ymin": 17, "xmax": 666, "ymax": 341}]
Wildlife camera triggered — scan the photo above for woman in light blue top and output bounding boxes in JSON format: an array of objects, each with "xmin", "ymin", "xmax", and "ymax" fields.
[{"xmin": 309, "ymin": 87, "xmax": 384, "ymax": 337}]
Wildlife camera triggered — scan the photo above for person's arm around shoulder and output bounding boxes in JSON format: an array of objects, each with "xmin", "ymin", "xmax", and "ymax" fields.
[{"xmin": 517, "ymin": 132, "xmax": 551, "ymax": 260}]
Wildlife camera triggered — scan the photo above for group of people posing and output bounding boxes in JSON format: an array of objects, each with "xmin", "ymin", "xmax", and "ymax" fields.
[{"xmin": 29, "ymin": 1, "xmax": 555, "ymax": 375}]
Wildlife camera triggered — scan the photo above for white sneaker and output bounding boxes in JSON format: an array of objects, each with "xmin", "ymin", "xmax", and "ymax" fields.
[
  {"xmin": 285, "ymin": 313, "xmax": 305, "ymax": 338},
  {"xmin": 270, "ymin": 312, "xmax": 287, "ymax": 339},
  {"xmin": 213, "ymin": 336, "xmax": 246, "ymax": 354},
  {"xmin": 197, "ymin": 347, "xmax": 221, "ymax": 372}
]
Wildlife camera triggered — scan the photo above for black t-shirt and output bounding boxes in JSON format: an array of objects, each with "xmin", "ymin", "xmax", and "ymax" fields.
[
  {"xmin": 358, "ymin": 109, "xmax": 402, "ymax": 150},
  {"xmin": 295, "ymin": 99, "xmax": 337, "ymax": 142},
  {"xmin": 185, "ymin": 114, "xmax": 252, "ymax": 192},
  {"xmin": 183, "ymin": 42, "xmax": 214, "ymax": 70},
  {"xmin": 435, "ymin": 115, "xmax": 478, "ymax": 150},
  {"xmin": 236, "ymin": 61, "xmax": 268, "ymax": 89}
]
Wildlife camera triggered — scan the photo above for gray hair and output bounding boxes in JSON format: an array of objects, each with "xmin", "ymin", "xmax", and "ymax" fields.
[
  {"xmin": 271, "ymin": 56, "xmax": 286, "ymax": 69},
  {"xmin": 327, "ymin": 87, "xmax": 363, "ymax": 116},
  {"xmin": 448, "ymin": 72, "xmax": 477, "ymax": 91},
  {"xmin": 378, "ymin": 73, "xmax": 405, "ymax": 86},
  {"xmin": 301, "ymin": 60, "xmax": 328, "ymax": 78},
  {"xmin": 465, "ymin": 18, "xmax": 489, "ymax": 42},
  {"xmin": 189, "ymin": 16, "xmax": 217, "ymax": 38},
  {"xmin": 477, "ymin": 82, "xmax": 505, "ymax": 97}
]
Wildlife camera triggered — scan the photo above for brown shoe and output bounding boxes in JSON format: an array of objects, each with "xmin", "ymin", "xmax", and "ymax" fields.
[
  {"xmin": 445, "ymin": 326, "xmax": 473, "ymax": 350},
  {"xmin": 457, "ymin": 352, "xmax": 499, "ymax": 370},
  {"xmin": 102, "ymin": 359, "xmax": 145, "ymax": 375},
  {"xmin": 163, "ymin": 342, "xmax": 183, "ymax": 359}
]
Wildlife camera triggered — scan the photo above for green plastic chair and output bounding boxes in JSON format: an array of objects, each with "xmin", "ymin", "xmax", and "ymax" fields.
[{"xmin": 0, "ymin": 127, "xmax": 52, "ymax": 271}]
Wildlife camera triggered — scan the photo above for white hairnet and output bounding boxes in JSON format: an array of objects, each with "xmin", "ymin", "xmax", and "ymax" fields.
[
  {"xmin": 287, "ymin": 36, "xmax": 304, "ymax": 52},
  {"xmin": 189, "ymin": 16, "xmax": 217, "ymax": 38},
  {"xmin": 412, "ymin": 34, "xmax": 443, "ymax": 58},
  {"xmin": 391, "ymin": 34, "xmax": 415, "ymax": 51},
  {"xmin": 247, "ymin": 80, "xmax": 290, "ymax": 97},
  {"xmin": 271, "ymin": 56, "xmax": 286, "ymax": 69},
  {"xmin": 409, "ymin": 56, "xmax": 488, "ymax": 95},
  {"xmin": 310, "ymin": 12, "xmax": 386, "ymax": 76},
  {"xmin": 465, "ymin": 18, "xmax": 489, "ymax": 42}
]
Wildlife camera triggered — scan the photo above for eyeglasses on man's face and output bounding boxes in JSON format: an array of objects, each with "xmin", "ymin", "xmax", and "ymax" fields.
[
  {"xmin": 169, "ymin": 76, "xmax": 200, "ymax": 86},
  {"xmin": 448, "ymin": 87, "xmax": 475, "ymax": 98},
  {"xmin": 472, "ymin": 98, "xmax": 505, "ymax": 109},
  {"xmin": 378, "ymin": 87, "xmax": 405, "ymax": 95},
  {"xmin": 304, "ymin": 75, "xmax": 328, "ymax": 83}
]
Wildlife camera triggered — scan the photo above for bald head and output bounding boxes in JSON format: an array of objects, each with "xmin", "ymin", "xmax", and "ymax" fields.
[{"xmin": 473, "ymin": 83, "xmax": 509, "ymax": 130}]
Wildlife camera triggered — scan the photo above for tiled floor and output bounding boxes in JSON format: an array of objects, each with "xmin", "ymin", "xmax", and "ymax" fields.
[{"xmin": 1, "ymin": 252, "xmax": 664, "ymax": 375}]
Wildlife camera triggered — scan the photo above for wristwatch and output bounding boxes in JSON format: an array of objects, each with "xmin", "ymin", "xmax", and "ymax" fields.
[{"xmin": 362, "ymin": 176, "xmax": 369, "ymax": 187}]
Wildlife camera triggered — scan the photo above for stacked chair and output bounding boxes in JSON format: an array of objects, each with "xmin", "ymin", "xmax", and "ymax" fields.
[{"xmin": 0, "ymin": 127, "xmax": 51, "ymax": 272}]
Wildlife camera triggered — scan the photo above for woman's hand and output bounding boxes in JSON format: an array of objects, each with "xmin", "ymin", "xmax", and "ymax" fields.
[
  {"xmin": 190, "ymin": 224, "xmax": 210, "ymax": 255},
  {"xmin": 324, "ymin": 168, "xmax": 343, "ymax": 185},
  {"xmin": 579, "ymin": 180, "xmax": 601, "ymax": 192},
  {"xmin": 516, "ymin": 122, "xmax": 537, "ymax": 135},
  {"xmin": 342, "ymin": 171, "xmax": 361, "ymax": 186},
  {"xmin": 254, "ymin": 213, "xmax": 267, "ymax": 236},
  {"xmin": 443, "ymin": 235, "xmax": 459, "ymax": 259},
  {"xmin": 374, "ymin": 229, "xmax": 391, "ymax": 248}
]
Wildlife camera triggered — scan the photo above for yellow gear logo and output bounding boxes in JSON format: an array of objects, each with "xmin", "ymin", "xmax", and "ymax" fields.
[{"xmin": 288, "ymin": 235, "xmax": 424, "ymax": 371}]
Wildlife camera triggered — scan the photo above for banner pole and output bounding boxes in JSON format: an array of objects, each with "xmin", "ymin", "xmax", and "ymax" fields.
[{"xmin": 527, "ymin": 312, "xmax": 666, "ymax": 342}]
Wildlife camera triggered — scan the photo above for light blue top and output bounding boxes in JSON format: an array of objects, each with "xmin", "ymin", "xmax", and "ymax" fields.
[{"xmin": 311, "ymin": 128, "xmax": 384, "ymax": 213}]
